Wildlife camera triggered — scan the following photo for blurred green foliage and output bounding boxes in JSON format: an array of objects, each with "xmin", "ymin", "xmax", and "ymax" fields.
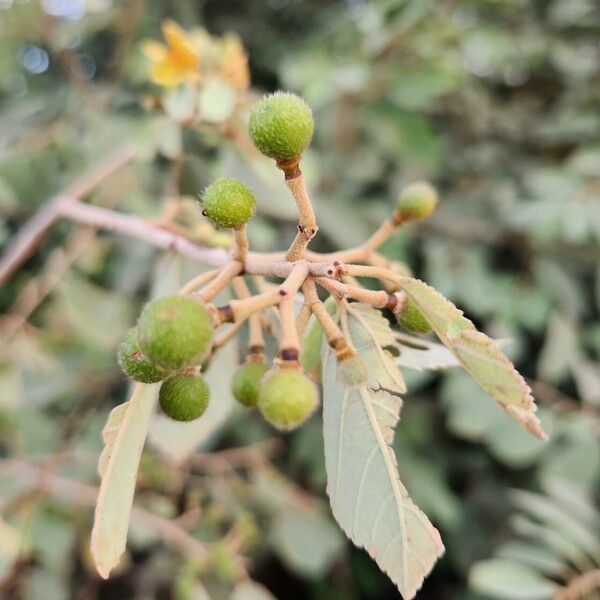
[{"xmin": 0, "ymin": 0, "xmax": 598, "ymax": 598}]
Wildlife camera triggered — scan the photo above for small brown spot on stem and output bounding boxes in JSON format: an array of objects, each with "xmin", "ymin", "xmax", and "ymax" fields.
[{"xmin": 279, "ymin": 347, "xmax": 299, "ymax": 362}]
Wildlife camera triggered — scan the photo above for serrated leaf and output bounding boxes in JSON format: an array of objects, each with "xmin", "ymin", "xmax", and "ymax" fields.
[
  {"xmin": 322, "ymin": 304, "xmax": 443, "ymax": 599},
  {"xmin": 91, "ymin": 383, "xmax": 158, "ymax": 579},
  {"xmin": 395, "ymin": 277, "xmax": 547, "ymax": 440},
  {"xmin": 345, "ymin": 303, "xmax": 406, "ymax": 393}
]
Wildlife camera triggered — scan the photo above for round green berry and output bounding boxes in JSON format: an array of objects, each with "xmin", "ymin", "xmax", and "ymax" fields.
[
  {"xmin": 396, "ymin": 182, "xmax": 438, "ymax": 221},
  {"xmin": 397, "ymin": 299, "xmax": 432, "ymax": 334},
  {"xmin": 118, "ymin": 328, "xmax": 167, "ymax": 383},
  {"xmin": 137, "ymin": 295, "xmax": 214, "ymax": 370},
  {"xmin": 258, "ymin": 367, "xmax": 318, "ymax": 431},
  {"xmin": 202, "ymin": 178, "xmax": 256, "ymax": 229},
  {"xmin": 249, "ymin": 92, "xmax": 314, "ymax": 160},
  {"xmin": 159, "ymin": 374, "xmax": 209, "ymax": 422},
  {"xmin": 231, "ymin": 362, "xmax": 269, "ymax": 408}
]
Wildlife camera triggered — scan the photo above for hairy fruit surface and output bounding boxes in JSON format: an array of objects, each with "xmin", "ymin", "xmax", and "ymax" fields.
[
  {"xmin": 202, "ymin": 178, "xmax": 256, "ymax": 229},
  {"xmin": 258, "ymin": 367, "xmax": 318, "ymax": 431},
  {"xmin": 396, "ymin": 182, "xmax": 438, "ymax": 221},
  {"xmin": 159, "ymin": 374, "xmax": 209, "ymax": 421},
  {"xmin": 138, "ymin": 295, "xmax": 214, "ymax": 370},
  {"xmin": 396, "ymin": 298, "xmax": 432, "ymax": 334},
  {"xmin": 118, "ymin": 328, "xmax": 167, "ymax": 383},
  {"xmin": 231, "ymin": 362, "xmax": 269, "ymax": 408},
  {"xmin": 249, "ymin": 92, "xmax": 314, "ymax": 160}
]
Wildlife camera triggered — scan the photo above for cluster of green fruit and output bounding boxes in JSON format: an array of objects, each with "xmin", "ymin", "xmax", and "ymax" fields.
[
  {"xmin": 118, "ymin": 293, "xmax": 318, "ymax": 430},
  {"xmin": 117, "ymin": 90, "xmax": 437, "ymax": 431}
]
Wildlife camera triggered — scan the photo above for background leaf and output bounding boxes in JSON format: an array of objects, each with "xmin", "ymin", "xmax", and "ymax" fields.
[{"xmin": 91, "ymin": 383, "xmax": 158, "ymax": 579}]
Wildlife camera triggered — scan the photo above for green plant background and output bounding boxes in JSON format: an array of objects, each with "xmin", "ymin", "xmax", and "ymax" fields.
[{"xmin": 0, "ymin": 1, "xmax": 598, "ymax": 598}]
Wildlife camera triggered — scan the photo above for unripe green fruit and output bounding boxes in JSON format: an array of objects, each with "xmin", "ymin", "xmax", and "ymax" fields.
[
  {"xmin": 397, "ymin": 299, "xmax": 432, "ymax": 334},
  {"xmin": 258, "ymin": 367, "xmax": 318, "ymax": 431},
  {"xmin": 159, "ymin": 374, "xmax": 209, "ymax": 422},
  {"xmin": 118, "ymin": 328, "xmax": 167, "ymax": 383},
  {"xmin": 231, "ymin": 362, "xmax": 269, "ymax": 408},
  {"xmin": 249, "ymin": 92, "xmax": 314, "ymax": 160},
  {"xmin": 138, "ymin": 295, "xmax": 214, "ymax": 370},
  {"xmin": 397, "ymin": 182, "xmax": 438, "ymax": 221},
  {"xmin": 202, "ymin": 178, "xmax": 256, "ymax": 229}
]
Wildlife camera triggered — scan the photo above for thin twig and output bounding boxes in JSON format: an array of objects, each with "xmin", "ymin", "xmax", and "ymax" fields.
[
  {"xmin": 231, "ymin": 277, "xmax": 265, "ymax": 349},
  {"xmin": 284, "ymin": 173, "xmax": 318, "ymax": 261},
  {"xmin": 61, "ymin": 201, "xmax": 230, "ymax": 267},
  {"xmin": 0, "ymin": 459, "xmax": 210, "ymax": 563},
  {"xmin": 0, "ymin": 145, "xmax": 136, "ymax": 285}
]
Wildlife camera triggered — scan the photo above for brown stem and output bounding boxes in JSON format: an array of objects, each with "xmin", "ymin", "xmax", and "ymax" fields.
[
  {"xmin": 232, "ymin": 225, "xmax": 249, "ymax": 264},
  {"xmin": 0, "ymin": 145, "xmax": 136, "ymax": 285},
  {"xmin": 284, "ymin": 172, "xmax": 318, "ymax": 261},
  {"xmin": 231, "ymin": 277, "xmax": 265, "ymax": 349},
  {"xmin": 302, "ymin": 280, "xmax": 344, "ymax": 345},
  {"xmin": 344, "ymin": 264, "xmax": 400, "ymax": 285},
  {"xmin": 0, "ymin": 458, "xmax": 210, "ymax": 563},
  {"xmin": 556, "ymin": 569, "xmax": 600, "ymax": 600},
  {"xmin": 60, "ymin": 201, "xmax": 231, "ymax": 267},
  {"xmin": 179, "ymin": 269, "xmax": 220, "ymax": 294},
  {"xmin": 196, "ymin": 261, "xmax": 243, "ymax": 303}
]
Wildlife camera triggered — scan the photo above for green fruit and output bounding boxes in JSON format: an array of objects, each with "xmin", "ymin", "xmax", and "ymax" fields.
[
  {"xmin": 231, "ymin": 362, "xmax": 269, "ymax": 408},
  {"xmin": 397, "ymin": 182, "xmax": 438, "ymax": 221},
  {"xmin": 138, "ymin": 295, "xmax": 214, "ymax": 370},
  {"xmin": 397, "ymin": 299, "xmax": 432, "ymax": 334},
  {"xmin": 202, "ymin": 178, "xmax": 256, "ymax": 229},
  {"xmin": 118, "ymin": 328, "xmax": 167, "ymax": 383},
  {"xmin": 258, "ymin": 367, "xmax": 318, "ymax": 431},
  {"xmin": 249, "ymin": 92, "xmax": 314, "ymax": 160},
  {"xmin": 159, "ymin": 374, "xmax": 210, "ymax": 422}
]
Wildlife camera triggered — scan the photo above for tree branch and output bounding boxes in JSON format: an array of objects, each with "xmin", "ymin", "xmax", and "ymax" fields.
[{"xmin": 0, "ymin": 145, "xmax": 136, "ymax": 285}]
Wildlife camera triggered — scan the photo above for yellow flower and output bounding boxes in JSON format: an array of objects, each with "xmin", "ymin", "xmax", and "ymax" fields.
[
  {"xmin": 141, "ymin": 20, "xmax": 201, "ymax": 87},
  {"xmin": 219, "ymin": 35, "xmax": 250, "ymax": 90}
]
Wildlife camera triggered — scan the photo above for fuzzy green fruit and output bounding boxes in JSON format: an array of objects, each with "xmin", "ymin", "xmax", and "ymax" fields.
[
  {"xmin": 231, "ymin": 362, "xmax": 269, "ymax": 408},
  {"xmin": 118, "ymin": 328, "xmax": 167, "ymax": 383},
  {"xmin": 202, "ymin": 178, "xmax": 256, "ymax": 229},
  {"xmin": 397, "ymin": 299, "xmax": 432, "ymax": 334},
  {"xmin": 249, "ymin": 92, "xmax": 314, "ymax": 160},
  {"xmin": 159, "ymin": 374, "xmax": 209, "ymax": 422},
  {"xmin": 258, "ymin": 367, "xmax": 318, "ymax": 431},
  {"xmin": 397, "ymin": 182, "xmax": 438, "ymax": 221},
  {"xmin": 138, "ymin": 295, "xmax": 214, "ymax": 370}
]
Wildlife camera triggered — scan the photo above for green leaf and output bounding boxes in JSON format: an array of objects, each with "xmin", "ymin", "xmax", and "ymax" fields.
[
  {"xmin": 469, "ymin": 558, "xmax": 557, "ymax": 600},
  {"xmin": 231, "ymin": 581, "xmax": 276, "ymax": 600},
  {"xmin": 198, "ymin": 80, "xmax": 236, "ymax": 124},
  {"xmin": 395, "ymin": 277, "xmax": 547, "ymax": 440},
  {"xmin": 345, "ymin": 303, "xmax": 406, "ymax": 393},
  {"xmin": 322, "ymin": 303, "xmax": 443, "ymax": 599},
  {"xmin": 271, "ymin": 506, "xmax": 344, "ymax": 577},
  {"xmin": 91, "ymin": 383, "xmax": 158, "ymax": 579}
]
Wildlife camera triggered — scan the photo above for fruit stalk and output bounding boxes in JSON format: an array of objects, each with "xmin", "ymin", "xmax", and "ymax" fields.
[{"xmin": 284, "ymin": 172, "xmax": 319, "ymax": 262}]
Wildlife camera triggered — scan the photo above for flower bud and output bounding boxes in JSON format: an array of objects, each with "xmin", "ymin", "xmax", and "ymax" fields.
[
  {"xmin": 231, "ymin": 361, "xmax": 269, "ymax": 408},
  {"xmin": 118, "ymin": 328, "xmax": 167, "ymax": 383},
  {"xmin": 396, "ymin": 298, "xmax": 432, "ymax": 334}
]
